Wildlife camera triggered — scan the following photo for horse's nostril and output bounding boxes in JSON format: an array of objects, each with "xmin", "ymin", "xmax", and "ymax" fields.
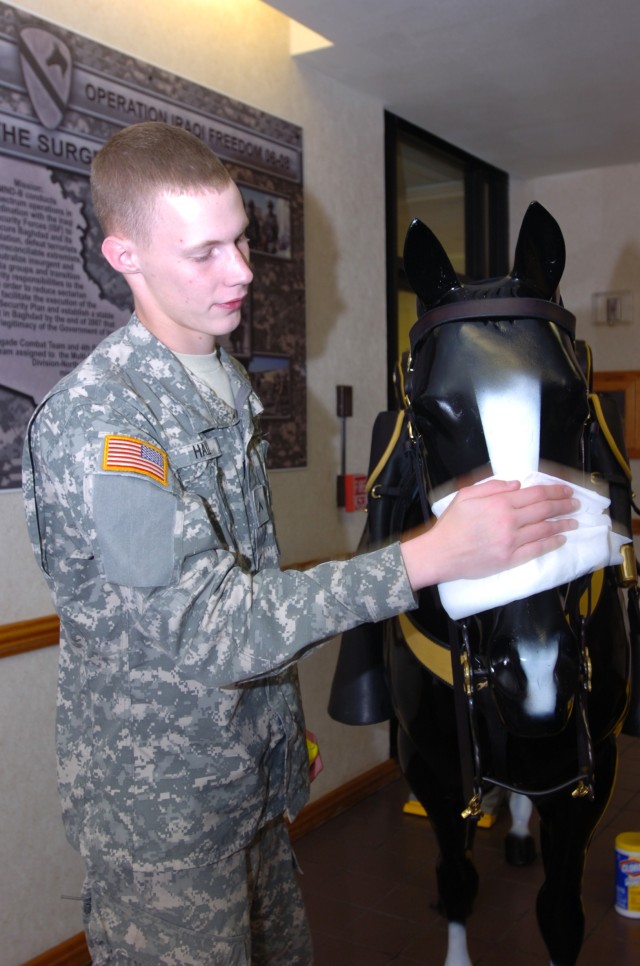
[
  {"xmin": 486, "ymin": 614, "xmax": 579, "ymax": 737},
  {"xmin": 488, "ymin": 634, "xmax": 528, "ymax": 699}
]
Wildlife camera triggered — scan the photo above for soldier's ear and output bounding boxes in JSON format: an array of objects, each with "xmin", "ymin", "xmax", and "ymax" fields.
[{"xmin": 101, "ymin": 234, "xmax": 141, "ymax": 275}]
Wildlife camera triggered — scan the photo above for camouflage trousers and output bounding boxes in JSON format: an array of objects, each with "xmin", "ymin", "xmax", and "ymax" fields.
[{"xmin": 82, "ymin": 818, "xmax": 313, "ymax": 965}]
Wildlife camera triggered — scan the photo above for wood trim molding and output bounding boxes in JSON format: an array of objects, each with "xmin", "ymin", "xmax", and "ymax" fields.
[
  {"xmin": 6, "ymin": 514, "xmax": 639, "ymax": 661},
  {"xmin": 21, "ymin": 933, "xmax": 90, "ymax": 966},
  {"xmin": 288, "ymin": 757, "xmax": 401, "ymax": 841},
  {"xmin": 0, "ymin": 615, "xmax": 59, "ymax": 660},
  {"xmin": 20, "ymin": 759, "xmax": 401, "ymax": 966}
]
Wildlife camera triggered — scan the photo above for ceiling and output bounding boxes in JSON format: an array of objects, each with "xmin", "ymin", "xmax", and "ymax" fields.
[{"xmin": 264, "ymin": 0, "xmax": 640, "ymax": 179}]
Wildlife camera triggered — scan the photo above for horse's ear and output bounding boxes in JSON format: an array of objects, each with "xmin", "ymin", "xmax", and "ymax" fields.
[
  {"xmin": 511, "ymin": 201, "xmax": 566, "ymax": 299},
  {"xmin": 403, "ymin": 218, "xmax": 461, "ymax": 307}
]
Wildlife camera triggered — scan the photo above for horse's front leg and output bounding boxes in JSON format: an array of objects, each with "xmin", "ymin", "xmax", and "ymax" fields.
[
  {"xmin": 536, "ymin": 734, "xmax": 618, "ymax": 966},
  {"xmin": 445, "ymin": 923, "xmax": 473, "ymax": 966},
  {"xmin": 505, "ymin": 792, "xmax": 537, "ymax": 866},
  {"xmin": 396, "ymin": 726, "xmax": 478, "ymax": 966}
]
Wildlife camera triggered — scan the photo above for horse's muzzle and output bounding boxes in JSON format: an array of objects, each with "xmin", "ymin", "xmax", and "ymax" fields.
[{"xmin": 485, "ymin": 592, "xmax": 579, "ymax": 737}]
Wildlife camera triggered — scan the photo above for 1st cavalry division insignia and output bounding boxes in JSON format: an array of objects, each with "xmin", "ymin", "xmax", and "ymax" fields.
[{"xmin": 19, "ymin": 27, "xmax": 72, "ymax": 130}]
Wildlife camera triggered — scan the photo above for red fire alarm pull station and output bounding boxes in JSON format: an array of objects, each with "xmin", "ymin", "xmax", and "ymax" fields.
[
  {"xmin": 336, "ymin": 386, "xmax": 366, "ymax": 511},
  {"xmin": 343, "ymin": 473, "xmax": 367, "ymax": 511}
]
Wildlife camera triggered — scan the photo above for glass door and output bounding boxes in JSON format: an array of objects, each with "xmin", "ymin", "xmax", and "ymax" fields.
[{"xmin": 385, "ymin": 112, "xmax": 509, "ymax": 406}]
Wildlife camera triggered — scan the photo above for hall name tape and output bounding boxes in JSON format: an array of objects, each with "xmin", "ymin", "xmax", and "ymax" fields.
[{"xmin": 103, "ymin": 435, "xmax": 168, "ymax": 485}]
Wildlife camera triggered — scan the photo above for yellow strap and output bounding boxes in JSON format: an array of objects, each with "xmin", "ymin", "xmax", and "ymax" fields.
[
  {"xmin": 398, "ymin": 612, "xmax": 453, "ymax": 685},
  {"xmin": 588, "ymin": 392, "xmax": 632, "ymax": 481},
  {"xmin": 366, "ymin": 410, "xmax": 406, "ymax": 495},
  {"xmin": 582, "ymin": 340, "xmax": 593, "ymax": 386},
  {"xmin": 400, "ymin": 569, "xmax": 603, "ymax": 684},
  {"xmin": 578, "ymin": 568, "xmax": 604, "ymax": 618}
]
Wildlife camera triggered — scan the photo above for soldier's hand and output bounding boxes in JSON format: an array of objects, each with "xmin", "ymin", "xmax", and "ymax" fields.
[{"xmin": 400, "ymin": 479, "xmax": 579, "ymax": 591}]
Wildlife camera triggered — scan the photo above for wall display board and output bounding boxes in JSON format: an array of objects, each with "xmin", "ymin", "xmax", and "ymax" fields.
[{"xmin": 0, "ymin": 2, "xmax": 306, "ymax": 488}]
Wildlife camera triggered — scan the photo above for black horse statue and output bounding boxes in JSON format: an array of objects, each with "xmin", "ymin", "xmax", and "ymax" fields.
[{"xmin": 329, "ymin": 202, "xmax": 640, "ymax": 965}]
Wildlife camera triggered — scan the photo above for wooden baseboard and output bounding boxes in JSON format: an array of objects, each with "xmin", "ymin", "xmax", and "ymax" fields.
[
  {"xmin": 21, "ymin": 758, "xmax": 400, "ymax": 966},
  {"xmin": 0, "ymin": 615, "xmax": 60, "ymax": 660},
  {"xmin": 21, "ymin": 933, "xmax": 90, "ymax": 966},
  {"xmin": 288, "ymin": 757, "xmax": 400, "ymax": 840}
]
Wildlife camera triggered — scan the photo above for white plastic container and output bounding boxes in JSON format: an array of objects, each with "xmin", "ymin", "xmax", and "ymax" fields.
[{"xmin": 615, "ymin": 832, "xmax": 640, "ymax": 918}]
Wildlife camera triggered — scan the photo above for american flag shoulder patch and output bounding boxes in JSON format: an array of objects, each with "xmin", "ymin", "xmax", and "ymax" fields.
[{"xmin": 102, "ymin": 435, "xmax": 168, "ymax": 485}]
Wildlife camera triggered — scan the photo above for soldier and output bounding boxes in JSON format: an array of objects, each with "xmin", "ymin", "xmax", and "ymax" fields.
[{"xmin": 22, "ymin": 122, "xmax": 577, "ymax": 965}]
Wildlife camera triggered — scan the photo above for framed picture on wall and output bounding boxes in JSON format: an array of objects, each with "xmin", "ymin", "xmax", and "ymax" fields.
[
  {"xmin": 248, "ymin": 353, "xmax": 292, "ymax": 419},
  {"xmin": 0, "ymin": 2, "xmax": 307, "ymax": 486},
  {"xmin": 238, "ymin": 184, "xmax": 292, "ymax": 259}
]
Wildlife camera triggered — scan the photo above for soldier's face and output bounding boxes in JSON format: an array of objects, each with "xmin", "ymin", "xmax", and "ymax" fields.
[{"xmin": 126, "ymin": 182, "xmax": 253, "ymax": 354}]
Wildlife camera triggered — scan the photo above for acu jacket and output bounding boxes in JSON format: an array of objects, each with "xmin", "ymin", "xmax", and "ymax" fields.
[{"xmin": 22, "ymin": 314, "xmax": 416, "ymax": 873}]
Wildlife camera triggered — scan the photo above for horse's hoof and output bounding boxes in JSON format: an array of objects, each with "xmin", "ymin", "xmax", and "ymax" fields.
[{"xmin": 505, "ymin": 832, "xmax": 537, "ymax": 867}]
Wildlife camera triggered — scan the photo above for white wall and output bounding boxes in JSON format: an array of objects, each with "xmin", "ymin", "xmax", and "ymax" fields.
[
  {"xmin": 0, "ymin": 1, "xmax": 390, "ymax": 961},
  {"xmin": 510, "ymin": 166, "xmax": 640, "ymax": 372},
  {"xmin": 511, "ymin": 167, "xmax": 640, "ymax": 550}
]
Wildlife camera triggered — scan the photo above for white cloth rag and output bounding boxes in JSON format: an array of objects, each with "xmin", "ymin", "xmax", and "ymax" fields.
[{"xmin": 431, "ymin": 471, "xmax": 630, "ymax": 620}]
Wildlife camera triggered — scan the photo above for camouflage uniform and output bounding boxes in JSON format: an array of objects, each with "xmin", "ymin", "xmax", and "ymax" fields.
[{"xmin": 22, "ymin": 314, "xmax": 416, "ymax": 962}]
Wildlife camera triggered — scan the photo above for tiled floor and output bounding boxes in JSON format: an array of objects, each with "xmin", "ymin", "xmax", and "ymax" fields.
[{"xmin": 295, "ymin": 734, "xmax": 640, "ymax": 965}]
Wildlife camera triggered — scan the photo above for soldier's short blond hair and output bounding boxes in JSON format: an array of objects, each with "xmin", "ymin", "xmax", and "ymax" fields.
[{"xmin": 91, "ymin": 122, "xmax": 232, "ymax": 244}]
